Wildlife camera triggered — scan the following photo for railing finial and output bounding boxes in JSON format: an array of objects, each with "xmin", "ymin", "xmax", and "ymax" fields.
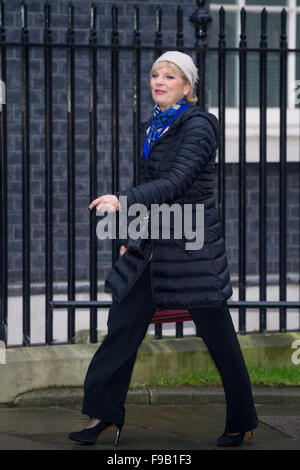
[{"xmin": 189, "ymin": 0, "xmax": 212, "ymax": 42}]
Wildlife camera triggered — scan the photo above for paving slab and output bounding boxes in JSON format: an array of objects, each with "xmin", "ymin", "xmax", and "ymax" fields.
[{"xmin": 0, "ymin": 403, "xmax": 299, "ymax": 450}]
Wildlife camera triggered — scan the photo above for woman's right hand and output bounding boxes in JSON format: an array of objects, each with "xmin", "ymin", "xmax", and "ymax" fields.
[{"xmin": 120, "ymin": 244, "xmax": 127, "ymax": 256}]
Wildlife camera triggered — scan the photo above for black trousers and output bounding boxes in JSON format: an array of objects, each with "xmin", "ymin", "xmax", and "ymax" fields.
[{"xmin": 82, "ymin": 260, "xmax": 258, "ymax": 434}]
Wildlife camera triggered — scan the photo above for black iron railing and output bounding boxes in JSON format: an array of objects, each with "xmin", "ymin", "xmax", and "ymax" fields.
[{"xmin": 0, "ymin": 1, "xmax": 299, "ymax": 346}]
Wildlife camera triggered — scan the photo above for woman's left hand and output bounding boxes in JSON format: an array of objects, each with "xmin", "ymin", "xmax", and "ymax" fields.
[{"xmin": 89, "ymin": 194, "xmax": 120, "ymax": 213}]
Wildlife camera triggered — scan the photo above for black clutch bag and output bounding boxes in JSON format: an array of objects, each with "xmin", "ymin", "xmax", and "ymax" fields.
[
  {"xmin": 105, "ymin": 241, "xmax": 152, "ymax": 303},
  {"xmin": 105, "ymin": 214, "xmax": 152, "ymax": 302}
]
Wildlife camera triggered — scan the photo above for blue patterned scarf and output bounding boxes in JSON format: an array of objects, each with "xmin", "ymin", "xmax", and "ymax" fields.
[{"xmin": 143, "ymin": 97, "xmax": 189, "ymax": 160}]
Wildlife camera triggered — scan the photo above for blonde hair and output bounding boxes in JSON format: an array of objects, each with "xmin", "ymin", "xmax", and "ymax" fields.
[{"xmin": 150, "ymin": 60, "xmax": 198, "ymax": 105}]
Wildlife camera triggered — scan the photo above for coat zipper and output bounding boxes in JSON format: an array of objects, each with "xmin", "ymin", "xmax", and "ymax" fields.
[
  {"xmin": 141, "ymin": 116, "xmax": 183, "ymax": 311},
  {"xmin": 142, "ymin": 125, "xmax": 175, "ymax": 311}
]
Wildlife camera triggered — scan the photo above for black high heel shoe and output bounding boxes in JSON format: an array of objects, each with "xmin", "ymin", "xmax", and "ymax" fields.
[
  {"xmin": 68, "ymin": 420, "xmax": 123, "ymax": 446},
  {"xmin": 216, "ymin": 430, "xmax": 253, "ymax": 447}
]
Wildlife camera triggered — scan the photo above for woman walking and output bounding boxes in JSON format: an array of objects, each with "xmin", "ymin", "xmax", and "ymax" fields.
[{"xmin": 68, "ymin": 51, "xmax": 258, "ymax": 447}]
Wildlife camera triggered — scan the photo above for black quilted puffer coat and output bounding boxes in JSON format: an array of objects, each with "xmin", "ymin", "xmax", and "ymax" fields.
[{"xmin": 105, "ymin": 104, "xmax": 233, "ymax": 310}]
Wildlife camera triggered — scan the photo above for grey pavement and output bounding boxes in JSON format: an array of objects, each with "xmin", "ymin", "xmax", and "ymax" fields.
[{"xmin": 0, "ymin": 387, "xmax": 299, "ymax": 450}]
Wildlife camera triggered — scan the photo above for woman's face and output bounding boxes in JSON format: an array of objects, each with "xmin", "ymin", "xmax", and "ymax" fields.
[{"xmin": 150, "ymin": 65, "xmax": 191, "ymax": 112}]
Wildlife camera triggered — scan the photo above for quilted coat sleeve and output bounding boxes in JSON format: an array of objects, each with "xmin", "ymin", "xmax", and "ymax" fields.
[
  {"xmin": 115, "ymin": 116, "xmax": 218, "ymax": 211},
  {"xmin": 114, "ymin": 122, "xmax": 149, "ymax": 249}
]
